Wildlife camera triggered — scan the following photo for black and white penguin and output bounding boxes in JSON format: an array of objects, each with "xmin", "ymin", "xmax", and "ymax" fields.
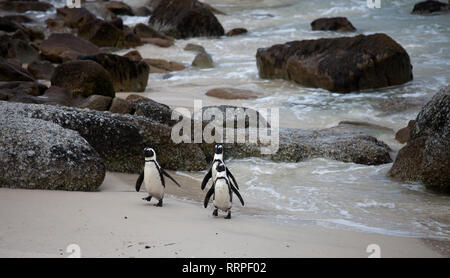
[
  {"xmin": 201, "ymin": 144, "xmax": 239, "ymax": 191},
  {"xmin": 135, "ymin": 147, "xmax": 181, "ymax": 207},
  {"xmin": 204, "ymin": 163, "xmax": 244, "ymax": 219}
]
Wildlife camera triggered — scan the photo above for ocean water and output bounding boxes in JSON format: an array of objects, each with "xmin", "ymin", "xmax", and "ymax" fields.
[
  {"xmin": 122, "ymin": 0, "xmax": 449, "ymax": 239},
  {"xmin": 6, "ymin": 0, "xmax": 449, "ymax": 238}
]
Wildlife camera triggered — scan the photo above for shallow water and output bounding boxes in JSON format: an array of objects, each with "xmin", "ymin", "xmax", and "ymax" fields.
[
  {"xmin": 135, "ymin": 0, "xmax": 449, "ymax": 239},
  {"xmin": 121, "ymin": 0, "xmax": 450, "ymax": 238},
  {"xmin": 7, "ymin": 0, "xmax": 450, "ymax": 238}
]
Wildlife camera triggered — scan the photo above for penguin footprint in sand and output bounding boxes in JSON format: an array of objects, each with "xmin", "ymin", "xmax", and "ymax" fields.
[
  {"xmin": 204, "ymin": 163, "xmax": 244, "ymax": 219},
  {"xmin": 135, "ymin": 147, "xmax": 181, "ymax": 207},
  {"xmin": 201, "ymin": 144, "xmax": 239, "ymax": 191}
]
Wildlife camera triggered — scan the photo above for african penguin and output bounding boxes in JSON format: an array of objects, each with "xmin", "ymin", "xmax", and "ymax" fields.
[
  {"xmin": 201, "ymin": 144, "xmax": 239, "ymax": 191},
  {"xmin": 135, "ymin": 147, "xmax": 181, "ymax": 207},
  {"xmin": 204, "ymin": 163, "xmax": 244, "ymax": 219}
]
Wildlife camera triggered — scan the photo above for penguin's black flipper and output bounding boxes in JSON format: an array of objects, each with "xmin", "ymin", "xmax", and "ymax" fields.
[
  {"xmin": 231, "ymin": 185, "xmax": 245, "ymax": 206},
  {"xmin": 161, "ymin": 169, "xmax": 181, "ymax": 187},
  {"xmin": 226, "ymin": 167, "xmax": 239, "ymax": 190},
  {"xmin": 201, "ymin": 167, "xmax": 212, "ymax": 190},
  {"xmin": 135, "ymin": 170, "xmax": 144, "ymax": 192},
  {"xmin": 204, "ymin": 185, "xmax": 215, "ymax": 208}
]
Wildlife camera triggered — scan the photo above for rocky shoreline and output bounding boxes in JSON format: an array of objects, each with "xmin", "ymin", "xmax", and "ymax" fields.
[{"xmin": 0, "ymin": 0, "xmax": 449, "ymax": 194}]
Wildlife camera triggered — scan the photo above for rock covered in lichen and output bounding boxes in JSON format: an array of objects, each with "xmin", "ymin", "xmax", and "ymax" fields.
[
  {"xmin": 0, "ymin": 113, "xmax": 105, "ymax": 191},
  {"xmin": 0, "ymin": 101, "xmax": 142, "ymax": 173},
  {"xmin": 389, "ymin": 86, "xmax": 450, "ymax": 193}
]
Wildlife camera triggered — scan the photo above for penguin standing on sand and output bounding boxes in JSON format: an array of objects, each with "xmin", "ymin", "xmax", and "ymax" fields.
[
  {"xmin": 135, "ymin": 147, "xmax": 181, "ymax": 207},
  {"xmin": 201, "ymin": 144, "xmax": 239, "ymax": 191},
  {"xmin": 204, "ymin": 163, "xmax": 244, "ymax": 219}
]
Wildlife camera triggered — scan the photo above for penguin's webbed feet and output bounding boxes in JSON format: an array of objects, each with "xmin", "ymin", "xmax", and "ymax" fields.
[
  {"xmin": 225, "ymin": 211, "xmax": 231, "ymax": 219},
  {"xmin": 154, "ymin": 199, "xmax": 163, "ymax": 207},
  {"xmin": 212, "ymin": 208, "xmax": 218, "ymax": 217},
  {"xmin": 142, "ymin": 196, "xmax": 152, "ymax": 202}
]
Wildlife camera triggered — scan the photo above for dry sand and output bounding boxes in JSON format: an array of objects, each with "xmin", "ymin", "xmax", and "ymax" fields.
[{"xmin": 0, "ymin": 172, "xmax": 443, "ymax": 258}]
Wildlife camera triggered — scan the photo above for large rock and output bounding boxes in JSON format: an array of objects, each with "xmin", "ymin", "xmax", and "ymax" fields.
[
  {"xmin": 198, "ymin": 105, "xmax": 270, "ymax": 129},
  {"xmin": 0, "ymin": 58, "xmax": 34, "ymax": 81},
  {"xmin": 148, "ymin": 0, "xmax": 225, "ymax": 39},
  {"xmin": 0, "ymin": 112, "xmax": 105, "ymax": 191},
  {"xmin": 0, "ymin": 101, "xmax": 143, "ymax": 173},
  {"xmin": 256, "ymin": 33, "xmax": 413, "ymax": 93},
  {"xmin": 129, "ymin": 97, "xmax": 175, "ymax": 126},
  {"xmin": 51, "ymin": 60, "xmax": 115, "ymax": 98},
  {"xmin": 78, "ymin": 53, "xmax": 149, "ymax": 92},
  {"xmin": 39, "ymin": 33, "xmax": 100, "ymax": 63},
  {"xmin": 109, "ymin": 113, "xmax": 208, "ymax": 171},
  {"xmin": 412, "ymin": 1, "xmax": 449, "ymax": 14},
  {"xmin": 311, "ymin": 17, "xmax": 356, "ymax": 32},
  {"xmin": 0, "ymin": 1, "xmax": 53, "ymax": 13},
  {"xmin": 389, "ymin": 87, "xmax": 450, "ymax": 193},
  {"xmin": 218, "ymin": 126, "xmax": 392, "ymax": 166}
]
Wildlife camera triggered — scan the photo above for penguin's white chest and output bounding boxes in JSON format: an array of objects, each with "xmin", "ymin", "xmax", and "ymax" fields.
[
  {"xmin": 212, "ymin": 161, "xmax": 220, "ymax": 181},
  {"xmin": 144, "ymin": 163, "xmax": 164, "ymax": 200},
  {"xmin": 213, "ymin": 179, "xmax": 231, "ymax": 211}
]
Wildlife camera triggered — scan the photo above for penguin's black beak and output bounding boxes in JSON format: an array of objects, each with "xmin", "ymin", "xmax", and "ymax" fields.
[
  {"xmin": 143, "ymin": 148, "xmax": 154, "ymax": 157},
  {"xmin": 214, "ymin": 144, "xmax": 223, "ymax": 154},
  {"xmin": 217, "ymin": 163, "xmax": 226, "ymax": 172}
]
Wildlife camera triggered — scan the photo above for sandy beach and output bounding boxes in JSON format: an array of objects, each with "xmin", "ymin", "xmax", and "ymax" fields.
[{"xmin": 0, "ymin": 171, "xmax": 444, "ymax": 258}]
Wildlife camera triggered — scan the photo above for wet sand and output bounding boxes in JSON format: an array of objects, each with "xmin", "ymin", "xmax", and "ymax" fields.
[{"xmin": 0, "ymin": 172, "xmax": 443, "ymax": 258}]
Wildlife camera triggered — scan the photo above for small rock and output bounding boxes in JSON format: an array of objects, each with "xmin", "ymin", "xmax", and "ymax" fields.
[
  {"xmin": 144, "ymin": 58, "xmax": 185, "ymax": 72},
  {"xmin": 226, "ymin": 28, "xmax": 248, "ymax": 36},
  {"xmin": 205, "ymin": 88, "xmax": 258, "ymax": 100},
  {"xmin": 105, "ymin": 1, "xmax": 134, "ymax": 16},
  {"xmin": 412, "ymin": 1, "xmax": 449, "ymax": 14},
  {"xmin": 184, "ymin": 43, "xmax": 205, "ymax": 53},
  {"xmin": 311, "ymin": 17, "xmax": 356, "ymax": 32},
  {"xmin": 141, "ymin": 37, "xmax": 174, "ymax": 48},
  {"xmin": 192, "ymin": 52, "xmax": 213, "ymax": 68}
]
